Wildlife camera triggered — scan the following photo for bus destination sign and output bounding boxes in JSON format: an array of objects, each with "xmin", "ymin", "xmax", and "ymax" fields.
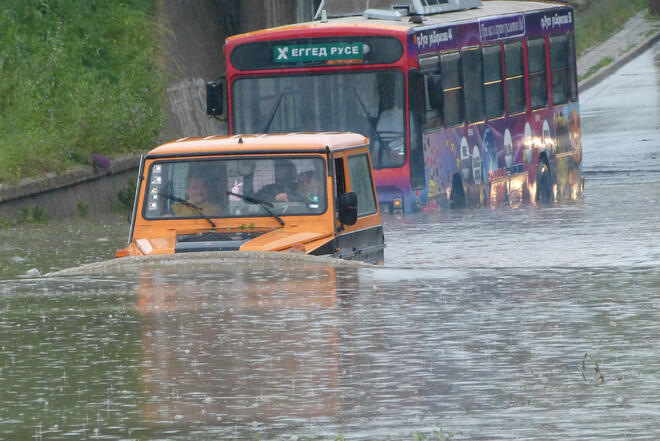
[{"xmin": 274, "ymin": 43, "xmax": 364, "ymax": 63}]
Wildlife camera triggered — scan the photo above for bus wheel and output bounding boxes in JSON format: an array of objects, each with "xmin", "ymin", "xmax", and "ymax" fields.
[
  {"xmin": 536, "ymin": 160, "xmax": 553, "ymax": 204},
  {"xmin": 450, "ymin": 173, "xmax": 466, "ymax": 209}
]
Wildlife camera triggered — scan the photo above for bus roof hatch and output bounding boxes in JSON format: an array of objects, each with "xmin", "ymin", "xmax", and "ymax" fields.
[{"xmin": 314, "ymin": 0, "xmax": 482, "ymax": 20}]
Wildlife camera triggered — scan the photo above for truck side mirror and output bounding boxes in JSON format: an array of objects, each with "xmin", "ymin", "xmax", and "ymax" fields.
[
  {"xmin": 206, "ymin": 77, "xmax": 227, "ymax": 119},
  {"xmin": 338, "ymin": 192, "xmax": 358, "ymax": 226}
]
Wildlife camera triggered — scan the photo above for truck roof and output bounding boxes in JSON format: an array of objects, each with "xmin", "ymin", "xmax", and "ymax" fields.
[
  {"xmin": 146, "ymin": 132, "xmax": 370, "ymax": 158},
  {"xmin": 227, "ymin": 1, "xmax": 567, "ymax": 41}
]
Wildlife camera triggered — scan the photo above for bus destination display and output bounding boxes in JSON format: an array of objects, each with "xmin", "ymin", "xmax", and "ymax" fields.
[{"xmin": 274, "ymin": 43, "xmax": 364, "ymax": 63}]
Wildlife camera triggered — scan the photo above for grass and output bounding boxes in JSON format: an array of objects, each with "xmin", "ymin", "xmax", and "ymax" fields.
[
  {"xmin": 0, "ymin": 205, "xmax": 49, "ymax": 226},
  {"xmin": 572, "ymin": 0, "xmax": 650, "ymax": 55},
  {"xmin": 117, "ymin": 177, "xmax": 138, "ymax": 210},
  {"xmin": 578, "ymin": 55, "xmax": 614, "ymax": 81},
  {"xmin": 0, "ymin": 0, "xmax": 164, "ymax": 183}
]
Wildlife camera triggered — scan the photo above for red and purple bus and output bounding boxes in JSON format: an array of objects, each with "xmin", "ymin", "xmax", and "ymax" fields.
[{"xmin": 207, "ymin": 0, "xmax": 583, "ymax": 213}]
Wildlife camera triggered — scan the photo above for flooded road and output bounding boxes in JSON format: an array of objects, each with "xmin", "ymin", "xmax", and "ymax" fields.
[{"xmin": 1, "ymin": 43, "xmax": 659, "ymax": 440}]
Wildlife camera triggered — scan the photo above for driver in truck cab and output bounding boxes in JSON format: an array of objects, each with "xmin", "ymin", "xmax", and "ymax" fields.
[{"xmin": 172, "ymin": 173, "xmax": 222, "ymax": 216}]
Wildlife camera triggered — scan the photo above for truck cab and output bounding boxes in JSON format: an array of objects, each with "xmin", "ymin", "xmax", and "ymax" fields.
[{"xmin": 116, "ymin": 133, "xmax": 384, "ymax": 264}]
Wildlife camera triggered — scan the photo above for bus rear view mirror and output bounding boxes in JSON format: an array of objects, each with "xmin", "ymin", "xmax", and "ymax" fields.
[
  {"xmin": 206, "ymin": 77, "xmax": 227, "ymax": 119},
  {"xmin": 338, "ymin": 192, "xmax": 358, "ymax": 226}
]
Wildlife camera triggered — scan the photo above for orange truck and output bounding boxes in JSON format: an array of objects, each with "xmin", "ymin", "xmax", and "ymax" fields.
[{"xmin": 116, "ymin": 133, "xmax": 385, "ymax": 264}]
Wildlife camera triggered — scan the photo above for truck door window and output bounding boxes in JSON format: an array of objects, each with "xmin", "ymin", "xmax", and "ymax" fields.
[{"xmin": 347, "ymin": 154, "xmax": 377, "ymax": 216}]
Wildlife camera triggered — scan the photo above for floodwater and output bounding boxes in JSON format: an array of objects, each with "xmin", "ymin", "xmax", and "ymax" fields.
[{"xmin": 1, "ymin": 44, "xmax": 659, "ymax": 440}]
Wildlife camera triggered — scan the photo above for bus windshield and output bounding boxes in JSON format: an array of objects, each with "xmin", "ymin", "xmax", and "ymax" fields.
[{"xmin": 232, "ymin": 71, "xmax": 405, "ymax": 169}]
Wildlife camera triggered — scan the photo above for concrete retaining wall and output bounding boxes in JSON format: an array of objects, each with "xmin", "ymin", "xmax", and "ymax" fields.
[{"xmin": 0, "ymin": 157, "xmax": 140, "ymax": 220}]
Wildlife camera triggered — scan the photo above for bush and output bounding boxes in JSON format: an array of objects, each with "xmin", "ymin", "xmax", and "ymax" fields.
[
  {"xmin": 0, "ymin": 0, "xmax": 164, "ymax": 183},
  {"xmin": 118, "ymin": 177, "xmax": 137, "ymax": 210}
]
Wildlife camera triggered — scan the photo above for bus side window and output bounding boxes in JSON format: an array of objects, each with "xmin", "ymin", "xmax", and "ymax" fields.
[
  {"xmin": 462, "ymin": 47, "xmax": 485, "ymax": 124},
  {"xmin": 418, "ymin": 53, "xmax": 443, "ymax": 127},
  {"xmin": 422, "ymin": 73, "xmax": 443, "ymax": 127},
  {"xmin": 483, "ymin": 44, "xmax": 504, "ymax": 119},
  {"xmin": 568, "ymin": 32, "xmax": 578, "ymax": 102},
  {"xmin": 440, "ymin": 51, "xmax": 464, "ymax": 127},
  {"xmin": 527, "ymin": 38, "xmax": 548, "ymax": 110},
  {"xmin": 504, "ymin": 41, "xmax": 525, "ymax": 115},
  {"xmin": 550, "ymin": 35, "xmax": 569, "ymax": 105}
]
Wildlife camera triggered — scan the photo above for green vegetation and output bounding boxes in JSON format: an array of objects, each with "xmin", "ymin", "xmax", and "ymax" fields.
[
  {"xmin": 571, "ymin": 0, "xmax": 650, "ymax": 55},
  {"xmin": 76, "ymin": 200, "xmax": 89, "ymax": 217},
  {"xmin": 0, "ymin": 0, "xmax": 164, "ymax": 183},
  {"xmin": 117, "ymin": 177, "xmax": 138, "ymax": 210},
  {"xmin": 18, "ymin": 205, "xmax": 49, "ymax": 224},
  {"xmin": 578, "ymin": 55, "xmax": 614, "ymax": 81},
  {"xmin": 0, "ymin": 205, "xmax": 49, "ymax": 226}
]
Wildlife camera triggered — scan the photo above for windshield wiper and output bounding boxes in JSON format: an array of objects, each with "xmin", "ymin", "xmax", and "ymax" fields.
[
  {"xmin": 226, "ymin": 191, "xmax": 285, "ymax": 226},
  {"xmin": 352, "ymin": 86, "xmax": 381, "ymax": 168},
  {"xmin": 158, "ymin": 192, "xmax": 216, "ymax": 229},
  {"xmin": 261, "ymin": 86, "xmax": 291, "ymax": 133}
]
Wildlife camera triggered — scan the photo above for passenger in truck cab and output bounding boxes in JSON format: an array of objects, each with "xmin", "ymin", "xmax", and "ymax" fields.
[
  {"xmin": 172, "ymin": 173, "xmax": 222, "ymax": 216},
  {"xmin": 254, "ymin": 160, "xmax": 298, "ymax": 202}
]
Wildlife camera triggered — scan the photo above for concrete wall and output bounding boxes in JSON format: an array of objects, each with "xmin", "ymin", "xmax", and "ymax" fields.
[
  {"xmin": 159, "ymin": 0, "xmax": 319, "ymax": 141},
  {"xmin": 0, "ymin": 157, "xmax": 140, "ymax": 220}
]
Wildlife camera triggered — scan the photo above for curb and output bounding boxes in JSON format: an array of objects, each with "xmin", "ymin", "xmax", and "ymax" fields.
[{"xmin": 578, "ymin": 32, "xmax": 660, "ymax": 92}]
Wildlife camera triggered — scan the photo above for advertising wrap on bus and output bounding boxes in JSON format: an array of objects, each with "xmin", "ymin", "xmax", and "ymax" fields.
[
  {"xmin": 211, "ymin": 1, "xmax": 584, "ymax": 214},
  {"xmin": 408, "ymin": 8, "xmax": 581, "ymax": 211}
]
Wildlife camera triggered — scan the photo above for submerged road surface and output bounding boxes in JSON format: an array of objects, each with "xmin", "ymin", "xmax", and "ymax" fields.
[{"xmin": 0, "ymin": 43, "xmax": 659, "ymax": 440}]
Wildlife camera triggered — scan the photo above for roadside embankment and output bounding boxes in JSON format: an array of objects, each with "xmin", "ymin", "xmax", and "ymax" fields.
[
  {"xmin": 0, "ymin": 1, "xmax": 309, "ymax": 221},
  {"xmin": 0, "ymin": 0, "xmax": 164, "ymax": 184}
]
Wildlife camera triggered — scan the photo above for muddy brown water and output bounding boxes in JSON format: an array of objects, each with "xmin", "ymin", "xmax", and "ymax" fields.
[{"xmin": 0, "ymin": 44, "xmax": 659, "ymax": 440}]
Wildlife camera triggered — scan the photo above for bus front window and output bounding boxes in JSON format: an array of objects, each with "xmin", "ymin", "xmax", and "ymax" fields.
[{"xmin": 232, "ymin": 71, "xmax": 405, "ymax": 169}]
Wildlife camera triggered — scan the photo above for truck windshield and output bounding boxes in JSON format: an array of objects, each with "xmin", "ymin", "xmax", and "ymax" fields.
[
  {"xmin": 232, "ymin": 71, "xmax": 405, "ymax": 169},
  {"xmin": 143, "ymin": 156, "xmax": 327, "ymax": 220}
]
